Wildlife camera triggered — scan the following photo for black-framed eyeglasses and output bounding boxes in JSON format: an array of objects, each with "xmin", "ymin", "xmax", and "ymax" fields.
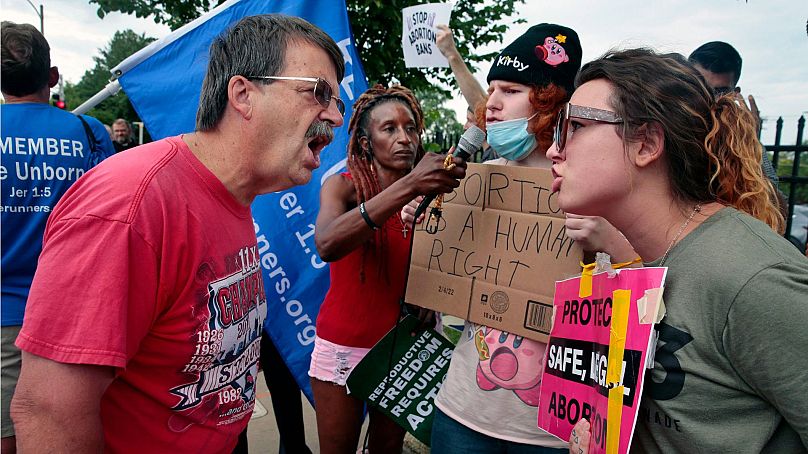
[
  {"xmin": 553, "ymin": 103, "xmax": 623, "ymax": 153},
  {"xmin": 246, "ymin": 75, "xmax": 345, "ymax": 116}
]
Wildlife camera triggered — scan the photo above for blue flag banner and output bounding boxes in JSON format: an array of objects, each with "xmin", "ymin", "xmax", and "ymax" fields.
[{"xmin": 116, "ymin": 0, "xmax": 369, "ymax": 401}]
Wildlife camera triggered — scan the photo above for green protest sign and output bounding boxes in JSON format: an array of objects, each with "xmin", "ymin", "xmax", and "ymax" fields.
[{"xmin": 346, "ymin": 315, "xmax": 455, "ymax": 446}]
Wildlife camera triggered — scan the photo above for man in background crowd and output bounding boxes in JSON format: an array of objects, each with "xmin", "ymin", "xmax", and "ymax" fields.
[
  {"xmin": 112, "ymin": 118, "xmax": 137, "ymax": 152},
  {"xmin": 689, "ymin": 41, "xmax": 781, "ymax": 189},
  {"xmin": 0, "ymin": 21, "xmax": 115, "ymax": 454},
  {"xmin": 689, "ymin": 41, "xmax": 791, "ymax": 231}
]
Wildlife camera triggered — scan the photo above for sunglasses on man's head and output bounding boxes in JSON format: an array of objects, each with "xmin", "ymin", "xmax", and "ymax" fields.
[
  {"xmin": 553, "ymin": 103, "xmax": 623, "ymax": 153},
  {"xmin": 246, "ymin": 75, "xmax": 345, "ymax": 115}
]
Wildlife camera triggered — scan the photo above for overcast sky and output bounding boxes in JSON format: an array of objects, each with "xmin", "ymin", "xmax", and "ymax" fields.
[{"xmin": 3, "ymin": 0, "xmax": 806, "ymax": 144}]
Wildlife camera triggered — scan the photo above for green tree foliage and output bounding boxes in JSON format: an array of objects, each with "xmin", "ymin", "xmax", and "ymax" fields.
[
  {"xmin": 774, "ymin": 151, "xmax": 808, "ymax": 204},
  {"xmin": 64, "ymin": 29, "xmax": 155, "ymax": 126},
  {"xmin": 91, "ymin": 0, "xmax": 218, "ymax": 31},
  {"xmin": 88, "ymin": 0, "xmax": 523, "ymax": 95},
  {"xmin": 88, "ymin": 0, "xmax": 523, "ymax": 137},
  {"xmin": 347, "ymin": 0, "xmax": 524, "ymax": 93},
  {"xmin": 416, "ymin": 89, "xmax": 463, "ymax": 152}
]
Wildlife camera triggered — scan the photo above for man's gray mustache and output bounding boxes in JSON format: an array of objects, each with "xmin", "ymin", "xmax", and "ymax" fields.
[{"xmin": 305, "ymin": 121, "xmax": 334, "ymax": 145}]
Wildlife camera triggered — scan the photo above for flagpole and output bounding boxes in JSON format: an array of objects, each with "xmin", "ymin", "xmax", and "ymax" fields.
[
  {"xmin": 71, "ymin": 0, "xmax": 242, "ymax": 117},
  {"xmin": 111, "ymin": 0, "xmax": 241, "ymax": 77},
  {"xmin": 72, "ymin": 80, "xmax": 121, "ymax": 115}
]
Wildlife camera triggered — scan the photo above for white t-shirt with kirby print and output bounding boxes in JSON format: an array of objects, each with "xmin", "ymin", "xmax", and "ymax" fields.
[
  {"xmin": 433, "ymin": 158, "xmax": 565, "ymax": 447},
  {"xmin": 434, "ymin": 322, "xmax": 565, "ymax": 446}
]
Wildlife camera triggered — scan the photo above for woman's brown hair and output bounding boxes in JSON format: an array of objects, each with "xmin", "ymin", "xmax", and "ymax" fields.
[{"xmin": 577, "ymin": 48, "xmax": 783, "ymax": 233}]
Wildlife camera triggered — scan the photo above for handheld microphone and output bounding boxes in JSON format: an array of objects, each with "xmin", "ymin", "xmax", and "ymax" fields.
[
  {"xmin": 450, "ymin": 124, "xmax": 487, "ymax": 162},
  {"xmin": 413, "ymin": 125, "xmax": 486, "ymax": 222}
]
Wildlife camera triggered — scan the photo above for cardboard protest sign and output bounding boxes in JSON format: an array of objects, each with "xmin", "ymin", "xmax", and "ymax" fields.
[
  {"xmin": 346, "ymin": 315, "xmax": 454, "ymax": 446},
  {"xmin": 537, "ymin": 267, "xmax": 667, "ymax": 454},
  {"xmin": 405, "ymin": 163, "xmax": 583, "ymax": 342},
  {"xmin": 401, "ymin": 3, "xmax": 452, "ymax": 68}
]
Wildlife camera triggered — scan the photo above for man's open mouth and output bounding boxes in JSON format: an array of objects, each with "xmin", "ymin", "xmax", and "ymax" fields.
[{"xmin": 308, "ymin": 135, "xmax": 331, "ymax": 154}]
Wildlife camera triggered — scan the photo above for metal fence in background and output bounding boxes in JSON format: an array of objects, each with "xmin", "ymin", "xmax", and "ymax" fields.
[
  {"xmin": 424, "ymin": 130, "xmax": 487, "ymax": 161},
  {"xmin": 767, "ymin": 115, "xmax": 808, "ymax": 250}
]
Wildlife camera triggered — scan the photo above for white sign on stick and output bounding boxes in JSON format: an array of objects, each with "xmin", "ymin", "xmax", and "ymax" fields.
[{"xmin": 401, "ymin": 3, "xmax": 452, "ymax": 68}]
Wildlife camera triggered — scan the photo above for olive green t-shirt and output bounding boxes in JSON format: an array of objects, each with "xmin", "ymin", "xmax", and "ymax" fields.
[{"xmin": 634, "ymin": 207, "xmax": 808, "ymax": 452}]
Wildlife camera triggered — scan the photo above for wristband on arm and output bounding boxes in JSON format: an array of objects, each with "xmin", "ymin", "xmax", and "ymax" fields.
[{"xmin": 359, "ymin": 202, "xmax": 380, "ymax": 230}]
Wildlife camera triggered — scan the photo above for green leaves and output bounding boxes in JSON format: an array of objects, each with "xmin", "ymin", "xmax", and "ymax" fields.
[
  {"xmin": 416, "ymin": 89, "xmax": 463, "ymax": 150},
  {"xmin": 65, "ymin": 29, "xmax": 155, "ymax": 128},
  {"xmin": 86, "ymin": 0, "xmax": 523, "ymax": 94},
  {"xmin": 89, "ymin": 0, "xmax": 223, "ymax": 31},
  {"xmin": 349, "ymin": 0, "xmax": 525, "ymax": 97}
]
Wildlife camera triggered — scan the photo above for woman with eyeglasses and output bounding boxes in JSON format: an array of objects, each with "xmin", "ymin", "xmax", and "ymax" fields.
[
  {"xmin": 310, "ymin": 85, "xmax": 465, "ymax": 454},
  {"xmin": 409, "ymin": 25, "xmax": 636, "ymax": 454},
  {"xmin": 547, "ymin": 49, "xmax": 808, "ymax": 453}
]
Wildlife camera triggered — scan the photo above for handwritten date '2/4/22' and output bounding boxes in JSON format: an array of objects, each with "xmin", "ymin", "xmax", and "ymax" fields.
[{"xmin": 438, "ymin": 285, "xmax": 454, "ymax": 296}]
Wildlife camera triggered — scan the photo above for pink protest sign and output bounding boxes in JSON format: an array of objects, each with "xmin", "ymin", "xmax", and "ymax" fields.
[{"xmin": 537, "ymin": 267, "xmax": 667, "ymax": 454}]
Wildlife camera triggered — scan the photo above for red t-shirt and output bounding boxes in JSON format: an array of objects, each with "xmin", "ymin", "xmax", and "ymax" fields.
[
  {"xmin": 315, "ymin": 175, "xmax": 410, "ymax": 348},
  {"xmin": 17, "ymin": 136, "xmax": 266, "ymax": 453}
]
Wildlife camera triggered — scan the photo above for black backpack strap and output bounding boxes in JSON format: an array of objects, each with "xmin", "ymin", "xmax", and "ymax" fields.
[{"xmin": 76, "ymin": 114, "xmax": 102, "ymax": 167}]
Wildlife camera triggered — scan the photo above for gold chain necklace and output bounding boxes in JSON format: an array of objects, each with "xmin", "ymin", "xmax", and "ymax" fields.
[{"xmin": 659, "ymin": 204, "xmax": 701, "ymax": 265}]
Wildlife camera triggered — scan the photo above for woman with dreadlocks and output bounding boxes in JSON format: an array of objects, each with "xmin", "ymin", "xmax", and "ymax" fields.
[{"xmin": 310, "ymin": 84, "xmax": 466, "ymax": 453}]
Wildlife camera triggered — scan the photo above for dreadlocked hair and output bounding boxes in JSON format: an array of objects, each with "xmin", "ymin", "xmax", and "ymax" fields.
[
  {"xmin": 345, "ymin": 84, "xmax": 426, "ymax": 281},
  {"xmin": 347, "ymin": 84, "xmax": 426, "ymax": 202}
]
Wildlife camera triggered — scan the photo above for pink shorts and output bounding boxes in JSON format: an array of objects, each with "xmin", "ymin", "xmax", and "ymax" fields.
[{"xmin": 308, "ymin": 335, "xmax": 372, "ymax": 386}]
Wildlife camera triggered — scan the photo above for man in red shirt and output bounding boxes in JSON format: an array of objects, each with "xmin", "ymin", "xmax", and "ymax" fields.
[{"xmin": 11, "ymin": 14, "xmax": 344, "ymax": 453}]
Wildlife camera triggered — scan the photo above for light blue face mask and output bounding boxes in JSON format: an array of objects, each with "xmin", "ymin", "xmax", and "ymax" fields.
[{"xmin": 486, "ymin": 113, "xmax": 538, "ymax": 161}]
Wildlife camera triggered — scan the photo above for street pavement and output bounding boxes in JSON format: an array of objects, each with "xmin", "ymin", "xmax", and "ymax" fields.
[{"xmin": 246, "ymin": 373, "xmax": 427, "ymax": 453}]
